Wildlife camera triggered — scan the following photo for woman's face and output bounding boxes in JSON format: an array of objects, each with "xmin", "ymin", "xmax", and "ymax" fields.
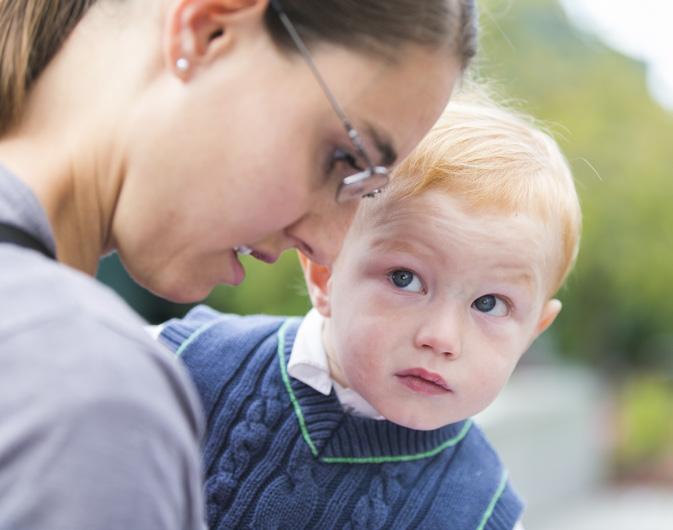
[{"xmin": 115, "ymin": 22, "xmax": 460, "ymax": 302}]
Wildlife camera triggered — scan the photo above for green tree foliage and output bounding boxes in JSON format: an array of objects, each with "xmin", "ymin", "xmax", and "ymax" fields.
[
  {"xmin": 206, "ymin": 252, "xmax": 310, "ymax": 317},
  {"xmin": 475, "ymin": 0, "xmax": 673, "ymax": 371}
]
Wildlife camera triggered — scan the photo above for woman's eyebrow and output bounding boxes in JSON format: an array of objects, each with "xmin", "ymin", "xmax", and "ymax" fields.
[{"xmin": 364, "ymin": 124, "xmax": 397, "ymax": 167}]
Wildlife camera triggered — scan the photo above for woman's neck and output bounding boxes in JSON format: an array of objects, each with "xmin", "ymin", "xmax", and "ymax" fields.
[
  {"xmin": 0, "ymin": 2, "xmax": 157, "ymax": 275},
  {"xmin": 0, "ymin": 133, "xmax": 122, "ymax": 275}
]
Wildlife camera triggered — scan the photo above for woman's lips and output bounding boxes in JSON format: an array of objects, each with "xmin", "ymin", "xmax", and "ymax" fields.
[
  {"xmin": 234, "ymin": 245, "xmax": 253, "ymax": 255},
  {"xmin": 228, "ymin": 250, "xmax": 245, "ymax": 285},
  {"xmin": 395, "ymin": 368, "xmax": 452, "ymax": 396},
  {"xmin": 250, "ymin": 250, "xmax": 277, "ymax": 264}
]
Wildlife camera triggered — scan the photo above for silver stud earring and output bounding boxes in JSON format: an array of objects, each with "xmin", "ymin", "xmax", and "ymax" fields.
[{"xmin": 176, "ymin": 57, "xmax": 189, "ymax": 72}]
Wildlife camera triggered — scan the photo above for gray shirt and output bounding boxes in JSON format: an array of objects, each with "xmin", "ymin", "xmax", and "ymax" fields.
[{"xmin": 0, "ymin": 166, "xmax": 206, "ymax": 530}]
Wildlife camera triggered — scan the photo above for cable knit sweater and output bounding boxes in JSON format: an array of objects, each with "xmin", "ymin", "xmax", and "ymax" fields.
[{"xmin": 161, "ymin": 305, "xmax": 523, "ymax": 530}]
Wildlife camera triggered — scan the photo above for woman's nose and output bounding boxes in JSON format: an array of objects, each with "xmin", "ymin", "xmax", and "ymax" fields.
[
  {"xmin": 286, "ymin": 195, "xmax": 358, "ymax": 265},
  {"xmin": 414, "ymin": 306, "xmax": 463, "ymax": 359}
]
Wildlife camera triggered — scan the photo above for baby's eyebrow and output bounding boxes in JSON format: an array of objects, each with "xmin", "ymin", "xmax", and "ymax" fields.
[
  {"xmin": 492, "ymin": 267, "xmax": 538, "ymax": 291},
  {"xmin": 370, "ymin": 238, "xmax": 411, "ymax": 254},
  {"xmin": 369, "ymin": 237, "xmax": 434, "ymax": 256}
]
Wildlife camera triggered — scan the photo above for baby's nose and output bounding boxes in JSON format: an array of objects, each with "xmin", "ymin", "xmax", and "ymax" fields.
[{"xmin": 414, "ymin": 308, "xmax": 463, "ymax": 359}]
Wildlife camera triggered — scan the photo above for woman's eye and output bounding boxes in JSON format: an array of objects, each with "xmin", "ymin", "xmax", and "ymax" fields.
[
  {"xmin": 388, "ymin": 269, "xmax": 424, "ymax": 293},
  {"xmin": 328, "ymin": 148, "xmax": 362, "ymax": 176},
  {"xmin": 472, "ymin": 295, "xmax": 509, "ymax": 317}
]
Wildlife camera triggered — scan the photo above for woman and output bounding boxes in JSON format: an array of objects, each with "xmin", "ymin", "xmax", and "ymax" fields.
[{"xmin": 0, "ymin": 0, "xmax": 476, "ymax": 528}]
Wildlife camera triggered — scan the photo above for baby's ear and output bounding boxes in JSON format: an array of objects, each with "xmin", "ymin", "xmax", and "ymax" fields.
[
  {"xmin": 297, "ymin": 252, "xmax": 332, "ymax": 317},
  {"xmin": 534, "ymin": 299, "xmax": 562, "ymax": 338}
]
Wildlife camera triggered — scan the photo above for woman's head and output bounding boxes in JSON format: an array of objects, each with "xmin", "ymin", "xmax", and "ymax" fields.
[
  {"xmin": 0, "ymin": 0, "xmax": 477, "ymax": 301},
  {"xmin": 264, "ymin": 0, "xmax": 476, "ymax": 67},
  {"xmin": 0, "ymin": 0, "xmax": 476, "ymax": 129}
]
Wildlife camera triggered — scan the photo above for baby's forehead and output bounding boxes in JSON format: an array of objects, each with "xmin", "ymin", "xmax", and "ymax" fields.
[
  {"xmin": 358, "ymin": 191, "xmax": 539, "ymax": 236},
  {"xmin": 350, "ymin": 192, "xmax": 560, "ymax": 284}
]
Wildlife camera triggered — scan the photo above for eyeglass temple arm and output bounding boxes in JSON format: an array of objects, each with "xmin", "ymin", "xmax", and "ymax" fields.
[{"xmin": 270, "ymin": 0, "xmax": 374, "ymax": 168}]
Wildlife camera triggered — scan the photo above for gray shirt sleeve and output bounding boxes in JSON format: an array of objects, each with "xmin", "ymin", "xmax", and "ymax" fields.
[
  {"xmin": 0, "ymin": 297, "xmax": 206, "ymax": 530},
  {"xmin": 0, "ymin": 164, "xmax": 206, "ymax": 529}
]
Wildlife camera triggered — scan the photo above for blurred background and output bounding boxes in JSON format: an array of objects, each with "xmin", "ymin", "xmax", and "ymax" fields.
[{"xmin": 97, "ymin": 0, "xmax": 673, "ymax": 527}]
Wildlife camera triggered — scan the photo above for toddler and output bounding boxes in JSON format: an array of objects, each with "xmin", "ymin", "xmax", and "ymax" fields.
[{"xmin": 160, "ymin": 98, "xmax": 581, "ymax": 530}]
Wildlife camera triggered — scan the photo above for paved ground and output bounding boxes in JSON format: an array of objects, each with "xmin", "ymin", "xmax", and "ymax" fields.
[
  {"xmin": 531, "ymin": 486, "xmax": 673, "ymax": 530},
  {"xmin": 477, "ymin": 366, "xmax": 673, "ymax": 530}
]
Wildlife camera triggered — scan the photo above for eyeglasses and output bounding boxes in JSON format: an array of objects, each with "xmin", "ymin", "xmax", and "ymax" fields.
[{"xmin": 270, "ymin": 0, "xmax": 390, "ymax": 202}]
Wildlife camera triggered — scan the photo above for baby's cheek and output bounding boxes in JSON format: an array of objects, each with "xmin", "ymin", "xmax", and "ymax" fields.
[
  {"xmin": 343, "ymin": 343, "xmax": 380, "ymax": 380},
  {"xmin": 468, "ymin": 366, "xmax": 510, "ymax": 413},
  {"xmin": 341, "ymin": 339, "xmax": 384, "ymax": 392}
]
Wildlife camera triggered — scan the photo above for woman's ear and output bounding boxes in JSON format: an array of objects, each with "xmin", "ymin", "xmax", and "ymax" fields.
[
  {"xmin": 297, "ymin": 252, "xmax": 333, "ymax": 318},
  {"xmin": 165, "ymin": 0, "xmax": 269, "ymax": 79}
]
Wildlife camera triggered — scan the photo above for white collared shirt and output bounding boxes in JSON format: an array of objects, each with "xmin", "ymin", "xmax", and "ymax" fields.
[{"xmin": 288, "ymin": 309, "xmax": 384, "ymax": 420}]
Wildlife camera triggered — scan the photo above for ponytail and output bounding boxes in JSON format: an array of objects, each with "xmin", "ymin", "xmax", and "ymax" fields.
[{"xmin": 0, "ymin": 0, "xmax": 98, "ymax": 134}]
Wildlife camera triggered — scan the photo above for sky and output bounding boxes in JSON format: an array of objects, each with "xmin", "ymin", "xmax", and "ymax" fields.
[{"xmin": 559, "ymin": 0, "xmax": 673, "ymax": 110}]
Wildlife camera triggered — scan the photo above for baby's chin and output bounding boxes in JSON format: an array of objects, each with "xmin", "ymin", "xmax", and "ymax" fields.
[{"xmin": 377, "ymin": 403, "xmax": 459, "ymax": 431}]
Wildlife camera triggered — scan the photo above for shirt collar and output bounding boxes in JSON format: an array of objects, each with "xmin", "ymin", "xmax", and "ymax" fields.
[{"xmin": 288, "ymin": 308, "xmax": 333, "ymax": 395}]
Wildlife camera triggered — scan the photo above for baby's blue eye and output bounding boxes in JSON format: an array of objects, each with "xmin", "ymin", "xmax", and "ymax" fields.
[
  {"xmin": 388, "ymin": 269, "xmax": 424, "ymax": 293},
  {"xmin": 472, "ymin": 295, "xmax": 508, "ymax": 317},
  {"xmin": 391, "ymin": 270, "xmax": 413, "ymax": 287}
]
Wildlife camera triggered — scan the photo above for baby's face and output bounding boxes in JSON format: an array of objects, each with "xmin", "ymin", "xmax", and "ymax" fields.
[{"xmin": 322, "ymin": 193, "xmax": 560, "ymax": 430}]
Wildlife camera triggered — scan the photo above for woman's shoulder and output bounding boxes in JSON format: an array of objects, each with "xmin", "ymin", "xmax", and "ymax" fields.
[
  {"xmin": 0, "ymin": 247, "xmax": 204, "ymax": 441},
  {"xmin": 0, "ymin": 247, "xmax": 148, "ymax": 340}
]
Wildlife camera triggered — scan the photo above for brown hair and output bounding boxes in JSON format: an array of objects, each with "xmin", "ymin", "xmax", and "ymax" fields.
[
  {"xmin": 265, "ymin": 0, "xmax": 477, "ymax": 66},
  {"xmin": 0, "ymin": 1, "xmax": 97, "ymax": 133},
  {"xmin": 0, "ymin": 0, "xmax": 477, "ymax": 135}
]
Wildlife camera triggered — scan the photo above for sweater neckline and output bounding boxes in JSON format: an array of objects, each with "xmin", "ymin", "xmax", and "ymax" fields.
[{"xmin": 278, "ymin": 319, "xmax": 473, "ymax": 464}]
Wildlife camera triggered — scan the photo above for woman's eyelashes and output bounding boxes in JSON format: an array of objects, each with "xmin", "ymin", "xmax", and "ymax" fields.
[
  {"xmin": 327, "ymin": 147, "xmax": 362, "ymax": 177},
  {"xmin": 472, "ymin": 294, "xmax": 510, "ymax": 317},
  {"xmin": 388, "ymin": 269, "xmax": 425, "ymax": 293}
]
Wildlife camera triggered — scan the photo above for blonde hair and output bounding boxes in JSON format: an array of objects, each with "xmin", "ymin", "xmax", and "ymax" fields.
[{"xmin": 376, "ymin": 97, "xmax": 581, "ymax": 296}]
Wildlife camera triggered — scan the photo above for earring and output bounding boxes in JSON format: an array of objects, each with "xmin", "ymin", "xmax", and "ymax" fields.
[{"xmin": 176, "ymin": 57, "xmax": 189, "ymax": 72}]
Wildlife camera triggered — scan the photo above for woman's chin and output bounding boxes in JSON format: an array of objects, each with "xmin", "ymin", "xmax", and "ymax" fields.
[
  {"xmin": 149, "ymin": 280, "xmax": 210, "ymax": 304},
  {"xmin": 128, "ymin": 267, "xmax": 213, "ymax": 304}
]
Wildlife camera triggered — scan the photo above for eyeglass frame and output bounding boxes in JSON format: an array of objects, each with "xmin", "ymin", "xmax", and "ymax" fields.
[{"xmin": 270, "ymin": 0, "xmax": 390, "ymax": 203}]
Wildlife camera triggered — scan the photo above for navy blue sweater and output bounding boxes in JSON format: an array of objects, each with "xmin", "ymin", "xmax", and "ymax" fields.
[{"xmin": 161, "ymin": 306, "xmax": 523, "ymax": 530}]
